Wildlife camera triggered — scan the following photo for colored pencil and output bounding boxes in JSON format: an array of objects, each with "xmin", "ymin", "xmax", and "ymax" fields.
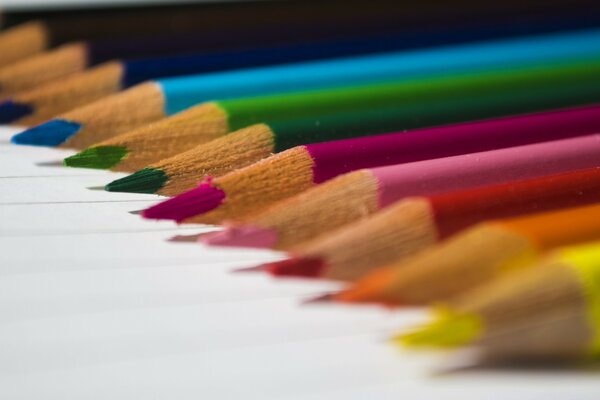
[
  {"xmin": 13, "ymin": 20, "xmax": 599, "ymax": 127},
  {"xmin": 397, "ymin": 240, "xmax": 600, "ymax": 361},
  {"xmin": 14, "ymin": 31, "xmax": 600, "ymax": 148},
  {"xmin": 95, "ymin": 60, "xmax": 600, "ymax": 197},
  {"xmin": 1, "ymin": 0, "xmax": 455, "ymax": 67},
  {"xmin": 1, "ymin": 27, "xmax": 430, "ymax": 97},
  {"xmin": 140, "ymin": 103, "xmax": 600, "ymax": 223},
  {"xmin": 0, "ymin": 22, "xmax": 47, "ymax": 68},
  {"xmin": 178, "ymin": 134, "xmax": 600, "ymax": 248},
  {"xmin": 10, "ymin": 0, "xmax": 551, "ymax": 94},
  {"xmin": 5, "ymin": 30, "xmax": 497, "ymax": 126},
  {"xmin": 334, "ymin": 203, "xmax": 600, "ymax": 307},
  {"xmin": 248, "ymin": 167, "xmax": 600, "ymax": 282}
]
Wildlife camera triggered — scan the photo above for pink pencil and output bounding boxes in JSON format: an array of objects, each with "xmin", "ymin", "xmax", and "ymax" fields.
[
  {"xmin": 142, "ymin": 103, "xmax": 600, "ymax": 225},
  {"xmin": 203, "ymin": 133, "xmax": 600, "ymax": 250}
]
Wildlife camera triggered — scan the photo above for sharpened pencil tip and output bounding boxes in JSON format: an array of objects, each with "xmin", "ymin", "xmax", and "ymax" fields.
[
  {"xmin": 141, "ymin": 181, "xmax": 226, "ymax": 222},
  {"xmin": 261, "ymin": 257, "xmax": 326, "ymax": 278},
  {"xmin": 0, "ymin": 100, "xmax": 33, "ymax": 123},
  {"xmin": 104, "ymin": 168, "xmax": 167, "ymax": 194},
  {"xmin": 200, "ymin": 225, "xmax": 278, "ymax": 248},
  {"xmin": 11, "ymin": 119, "xmax": 81, "ymax": 147},
  {"xmin": 64, "ymin": 146, "xmax": 128, "ymax": 169},
  {"xmin": 394, "ymin": 308, "xmax": 482, "ymax": 348}
]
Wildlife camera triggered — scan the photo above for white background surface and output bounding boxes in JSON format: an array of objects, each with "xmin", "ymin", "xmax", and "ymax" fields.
[{"xmin": 1, "ymin": 125, "xmax": 600, "ymax": 399}]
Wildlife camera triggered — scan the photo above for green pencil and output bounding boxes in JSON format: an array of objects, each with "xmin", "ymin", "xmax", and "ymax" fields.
[{"xmin": 86, "ymin": 56, "xmax": 600, "ymax": 195}]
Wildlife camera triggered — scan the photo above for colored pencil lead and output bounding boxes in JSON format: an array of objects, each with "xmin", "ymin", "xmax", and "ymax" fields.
[
  {"xmin": 0, "ymin": 100, "xmax": 33, "ymax": 124},
  {"xmin": 260, "ymin": 257, "xmax": 327, "ymax": 279},
  {"xmin": 141, "ymin": 181, "xmax": 225, "ymax": 221},
  {"xmin": 63, "ymin": 146, "xmax": 128, "ymax": 169},
  {"xmin": 104, "ymin": 168, "xmax": 168, "ymax": 194},
  {"xmin": 398, "ymin": 307, "xmax": 482, "ymax": 348},
  {"xmin": 11, "ymin": 119, "xmax": 81, "ymax": 147}
]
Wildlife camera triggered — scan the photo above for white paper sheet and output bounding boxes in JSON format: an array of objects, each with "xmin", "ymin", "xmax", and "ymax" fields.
[{"xmin": 1, "ymin": 126, "xmax": 599, "ymax": 399}]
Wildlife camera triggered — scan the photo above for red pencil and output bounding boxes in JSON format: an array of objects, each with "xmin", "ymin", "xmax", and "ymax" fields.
[{"xmin": 249, "ymin": 166, "xmax": 600, "ymax": 282}]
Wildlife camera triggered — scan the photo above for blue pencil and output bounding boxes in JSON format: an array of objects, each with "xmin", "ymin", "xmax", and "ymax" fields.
[
  {"xmin": 7, "ymin": 11, "xmax": 600, "ymax": 126},
  {"xmin": 12, "ymin": 28, "xmax": 600, "ymax": 148}
]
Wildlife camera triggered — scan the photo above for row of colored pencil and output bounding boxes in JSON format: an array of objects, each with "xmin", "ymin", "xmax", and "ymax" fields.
[{"xmin": 6, "ymin": 0, "xmax": 600, "ymax": 366}]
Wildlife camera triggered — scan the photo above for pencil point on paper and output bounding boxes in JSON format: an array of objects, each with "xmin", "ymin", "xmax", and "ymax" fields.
[
  {"xmin": 128, "ymin": 209, "xmax": 143, "ymax": 215},
  {"xmin": 104, "ymin": 167, "xmax": 167, "ymax": 194},
  {"xmin": 11, "ymin": 119, "xmax": 81, "ymax": 146},
  {"xmin": 141, "ymin": 181, "xmax": 225, "ymax": 222},
  {"xmin": 261, "ymin": 256, "xmax": 326, "ymax": 278},
  {"xmin": 87, "ymin": 186, "xmax": 107, "ymax": 191},
  {"xmin": 200, "ymin": 225, "xmax": 278, "ymax": 248},
  {"xmin": 0, "ymin": 100, "xmax": 33, "ymax": 123},
  {"xmin": 64, "ymin": 146, "xmax": 128, "ymax": 169}
]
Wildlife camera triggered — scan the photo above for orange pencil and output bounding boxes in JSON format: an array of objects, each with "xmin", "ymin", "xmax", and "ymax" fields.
[{"xmin": 333, "ymin": 203, "xmax": 600, "ymax": 306}]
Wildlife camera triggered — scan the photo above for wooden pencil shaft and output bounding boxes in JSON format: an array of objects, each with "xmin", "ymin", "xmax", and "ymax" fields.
[
  {"xmin": 478, "ymin": 308, "xmax": 593, "ymax": 360},
  {"xmin": 453, "ymin": 261, "xmax": 586, "ymax": 332},
  {"xmin": 0, "ymin": 43, "xmax": 87, "ymax": 95},
  {"xmin": 302, "ymin": 199, "xmax": 439, "ymax": 281},
  {"xmin": 289, "ymin": 166, "xmax": 600, "ymax": 282},
  {"xmin": 0, "ymin": 22, "xmax": 47, "ymax": 68},
  {"xmin": 12, "ymin": 62, "xmax": 125, "ymax": 126},
  {"xmin": 351, "ymin": 204, "xmax": 600, "ymax": 306},
  {"xmin": 230, "ymin": 134, "xmax": 600, "ymax": 251},
  {"xmin": 60, "ymin": 82, "xmax": 166, "ymax": 148}
]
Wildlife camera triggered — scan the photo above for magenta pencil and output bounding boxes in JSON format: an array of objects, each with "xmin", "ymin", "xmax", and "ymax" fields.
[
  {"xmin": 142, "ymin": 103, "xmax": 600, "ymax": 225},
  {"xmin": 201, "ymin": 133, "xmax": 600, "ymax": 249}
]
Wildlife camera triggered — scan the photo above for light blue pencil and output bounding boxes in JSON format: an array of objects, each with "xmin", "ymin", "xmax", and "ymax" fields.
[{"xmin": 13, "ymin": 27, "xmax": 600, "ymax": 148}]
